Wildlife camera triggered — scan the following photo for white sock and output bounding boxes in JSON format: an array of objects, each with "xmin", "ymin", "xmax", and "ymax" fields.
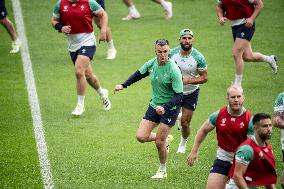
[
  {"xmin": 234, "ymin": 74, "xmax": 243, "ymax": 86},
  {"xmin": 159, "ymin": 163, "xmax": 167, "ymax": 172},
  {"xmin": 180, "ymin": 137, "xmax": 188, "ymax": 146},
  {"xmin": 160, "ymin": 0, "xmax": 168, "ymax": 9},
  {"xmin": 96, "ymin": 87, "xmax": 105, "ymax": 97},
  {"xmin": 129, "ymin": 5, "xmax": 138, "ymax": 14},
  {"xmin": 107, "ymin": 40, "xmax": 115, "ymax": 49},
  {"xmin": 77, "ymin": 95, "xmax": 85, "ymax": 106},
  {"xmin": 263, "ymin": 55, "xmax": 274, "ymax": 64}
]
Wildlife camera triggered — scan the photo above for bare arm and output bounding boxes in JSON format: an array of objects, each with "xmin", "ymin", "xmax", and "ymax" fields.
[
  {"xmin": 216, "ymin": 2, "xmax": 227, "ymax": 25},
  {"xmin": 245, "ymin": 0, "xmax": 264, "ymax": 27},
  {"xmin": 51, "ymin": 16, "xmax": 71, "ymax": 34},
  {"xmin": 187, "ymin": 120, "xmax": 214, "ymax": 166},
  {"xmin": 95, "ymin": 9, "xmax": 108, "ymax": 43},
  {"xmin": 233, "ymin": 162, "xmax": 249, "ymax": 189},
  {"xmin": 183, "ymin": 69, "xmax": 208, "ymax": 85},
  {"xmin": 272, "ymin": 113, "xmax": 284, "ymax": 129}
]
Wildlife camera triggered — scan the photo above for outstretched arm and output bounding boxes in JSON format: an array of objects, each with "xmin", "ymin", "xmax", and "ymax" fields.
[{"xmin": 187, "ymin": 120, "xmax": 214, "ymax": 166}]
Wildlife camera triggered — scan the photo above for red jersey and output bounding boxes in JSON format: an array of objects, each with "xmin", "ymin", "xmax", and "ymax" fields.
[
  {"xmin": 229, "ymin": 138, "xmax": 277, "ymax": 186},
  {"xmin": 220, "ymin": 0, "xmax": 254, "ymax": 20},
  {"xmin": 58, "ymin": 0, "xmax": 99, "ymax": 34},
  {"xmin": 215, "ymin": 106, "xmax": 252, "ymax": 152}
]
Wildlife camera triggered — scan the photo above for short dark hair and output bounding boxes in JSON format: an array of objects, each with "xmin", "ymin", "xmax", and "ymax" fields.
[
  {"xmin": 252, "ymin": 113, "xmax": 271, "ymax": 125},
  {"xmin": 155, "ymin": 39, "xmax": 169, "ymax": 46}
]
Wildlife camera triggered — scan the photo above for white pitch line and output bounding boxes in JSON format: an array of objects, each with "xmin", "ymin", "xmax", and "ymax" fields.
[{"xmin": 11, "ymin": 1, "xmax": 54, "ymax": 188}]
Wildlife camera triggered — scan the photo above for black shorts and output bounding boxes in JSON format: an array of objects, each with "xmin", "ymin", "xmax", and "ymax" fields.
[
  {"xmin": 0, "ymin": 0, "xmax": 8, "ymax": 20},
  {"xmin": 143, "ymin": 105, "xmax": 181, "ymax": 127},
  {"xmin": 69, "ymin": 45, "xmax": 96, "ymax": 65},
  {"xmin": 210, "ymin": 159, "xmax": 232, "ymax": 176},
  {"xmin": 232, "ymin": 23, "xmax": 255, "ymax": 42},
  {"xmin": 182, "ymin": 88, "xmax": 200, "ymax": 111},
  {"xmin": 96, "ymin": 0, "xmax": 105, "ymax": 10}
]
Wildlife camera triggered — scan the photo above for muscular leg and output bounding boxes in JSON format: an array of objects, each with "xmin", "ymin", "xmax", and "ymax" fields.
[
  {"xmin": 136, "ymin": 119, "xmax": 157, "ymax": 143},
  {"xmin": 121, "ymin": 0, "xmax": 140, "ymax": 20},
  {"xmin": 0, "ymin": 17, "xmax": 17, "ymax": 41},
  {"xmin": 155, "ymin": 123, "xmax": 171, "ymax": 164},
  {"xmin": 85, "ymin": 64, "xmax": 100, "ymax": 90},
  {"xmin": 206, "ymin": 173, "xmax": 228, "ymax": 189},
  {"xmin": 74, "ymin": 55, "xmax": 90, "ymax": 96},
  {"xmin": 180, "ymin": 107, "xmax": 194, "ymax": 139}
]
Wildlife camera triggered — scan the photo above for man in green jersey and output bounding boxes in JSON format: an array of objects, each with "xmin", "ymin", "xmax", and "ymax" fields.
[
  {"xmin": 114, "ymin": 39, "xmax": 183, "ymax": 179},
  {"xmin": 272, "ymin": 92, "xmax": 284, "ymax": 188}
]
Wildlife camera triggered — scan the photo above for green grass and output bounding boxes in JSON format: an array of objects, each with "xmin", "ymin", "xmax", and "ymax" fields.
[{"xmin": 0, "ymin": 0, "xmax": 284, "ymax": 188}]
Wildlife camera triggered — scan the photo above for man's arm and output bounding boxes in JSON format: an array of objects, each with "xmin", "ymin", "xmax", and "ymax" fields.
[
  {"xmin": 95, "ymin": 9, "xmax": 108, "ymax": 43},
  {"xmin": 233, "ymin": 162, "xmax": 249, "ymax": 189},
  {"xmin": 182, "ymin": 69, "xmax": 208, "ymax": 85},
  {"xmin": 245, "ymin": 0, "xmax": 264, "ymax": 27},
  {"xmin": 216, "ymin": 1, "xmax": 227, "ymax": 25},
  {"xmin": 272, "ymin": 112, "xmax": 284, "ymax": 129},
  {"xmin": 51, "ymin": 16, "xmax": 71, "ymax": 34},
  {"xmin": 187, "ymin": 120, "xmax": 215, "ymax": 166}
]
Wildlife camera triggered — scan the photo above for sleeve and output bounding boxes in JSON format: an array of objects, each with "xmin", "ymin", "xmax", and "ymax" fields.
[
  {"xmin": 52, "ymin": 0, "xmax": 61, "ymax": 18},
  {"xmin": 138, "ymin": 58, "xmax": 155, "ymax": 74},
  {"xmin": 88, "ymin": 0, "xmax": 103, "ymax": 14},
  {"xmin": 208, "ymin": 110, "xmax": 220, "ymax": 127},
  {"xmin": 235, "ymin": 145, "xmax": 254, "ymax": 166},
  {"xmin": 121, "ymin": 70, "xmax": 149, "ymax": 88},
  {"xmin": 247, "ymin": 117, "xmax": 254, "ymax": 136},
  {"xmin": 169, "ymin": 46, "xmax": 180, "ymax": 58},
  {"xmin": 171, "ymin": 63, "xmax": 183, "ymax": 94},
  {"xmin": 163, "ymin": 92, "xmax": 183, "ymax": 110},
  {"xmin": 197, "ymin": 53, "xmax": 208, "ymax": 72},
  {"xmin": 274, "ymin": 93, "xmax": 284, "ymax": 113}
]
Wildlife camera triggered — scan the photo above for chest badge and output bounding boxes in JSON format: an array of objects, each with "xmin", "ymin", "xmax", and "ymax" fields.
[
  {"xmin": 81, "ymin": 5, "xmax": 85, "ymax": 10},
  {"xmin": 220, "ymin": 118, "xmax": 226, "ymax": 126},
  {"xmin": 63, "ymin": 5, "xmax": 68, "ymax": 12}
]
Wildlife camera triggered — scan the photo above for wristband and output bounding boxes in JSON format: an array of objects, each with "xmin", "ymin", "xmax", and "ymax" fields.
[{"xmin": 54, "ymin": 23, "xmax": 63, "ymax": 32}]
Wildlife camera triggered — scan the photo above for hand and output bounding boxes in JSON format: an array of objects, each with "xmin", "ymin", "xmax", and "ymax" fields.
[
  {"xmin": 98, "ymin": 29, "xmax": 107, "ymax": 43},
  {"xmin": 182, "ymin": 76, "xmax": 190, "ymax": 85},
  {"xmin": 114, "ymin": 84, "xmax": 124, "ymax": 93},
  {"xmin": 61, "ymin": 25, "xmax": 71, "ymax": 34},
  {"xmin": 245, "ymin": 18, "xmax": 253, "ymax": 28},
  {"xmin": 219, "ymin": 16, "xmax": 227, "ymax": 26},
  {"xmin": 187, "ymin": 151, "xmax": 198, "ymax": 167},
  {"xmin": 156, "ymin": 106, "xmax": 165, "ymax": 115}
]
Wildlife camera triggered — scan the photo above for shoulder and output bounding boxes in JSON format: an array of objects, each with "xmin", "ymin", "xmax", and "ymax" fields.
[
  {"xmin": 236, "ymin": 144, "xmax": 254, "ymax": 165},
  {"xmin": 208, "ymin": 109, "xmax": 221, "ymax": 126},
  {"xmin": 169, "ymin": 46, "xmax": 181, "ymax": 58},
  {"xmin": 88, "ymin": 0, "xmax": 102, "ymax": 12}
]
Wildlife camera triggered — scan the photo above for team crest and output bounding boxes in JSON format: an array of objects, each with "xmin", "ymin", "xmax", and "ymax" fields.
[
  {"xmin": 81, "ymin": 5, "xmax": 85, "ymax": 10},
  {"xmin": 220, "ymin": 118, "xmax": 226, "ymax": 126},
  {"xmin": 239, "ymin": 122, "xmax": 244, "ymax": 128},
  {"xmin": 63, "ymin": 5, "xmax": 68, "ymax": 12},
  {"xmin": 231, "ymin": 117, "xmax": 236, "ymax": 122},
  {"xmin": 258, "ymin": 151, "xmax": 264, "ymax": 159}
]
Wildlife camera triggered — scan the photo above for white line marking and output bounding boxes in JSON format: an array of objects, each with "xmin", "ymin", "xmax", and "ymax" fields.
[{"xmin": 11, "ymin": 1, "xmax": 55, "ymax": 188}]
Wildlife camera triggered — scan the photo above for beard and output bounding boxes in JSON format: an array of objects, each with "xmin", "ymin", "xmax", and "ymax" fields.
[
  {"xmin": 259, "ymin": 132, "xmax": 271, "ymax": 141},
  {"xmin": 180, "ymin": 43, "xmax": 192, "ymax": 51}
]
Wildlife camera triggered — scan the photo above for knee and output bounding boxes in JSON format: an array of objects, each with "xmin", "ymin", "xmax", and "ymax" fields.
[
  {"xmin": 74, "ymin": 68, "xmax": 84, "ymax": 78},
  {"xmin": 155, "ymin": 138, "xmax": 165, "ymax": 149},
  {"xmin": 136, "ymin": 134, "xmax": 147, "ymax": 143}
]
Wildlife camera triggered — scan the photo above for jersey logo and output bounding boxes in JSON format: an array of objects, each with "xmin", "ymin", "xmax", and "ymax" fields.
[
  {"xmin": 239, "ymin": 122, "xmax": 244, "ymax": 128},
  {"xmin": 149, "ymin": 68, "xmax": 153, "ymax": 73},
  {"xmin": 81, "ymin": 5, "xmax": 85, "ymax": 10},
  {"xmin": 231, "ymin": 117, "xmax": 236, "ymax": 122},
  {"xmin": 82, "ymin": 49, "xmax": 86, "ymax": 54},
  {"xmin": 264, "ymin": 148, "xmax": 269, "ymax": 153},
  {"xmin": 220, "ymin": 118, "xmax": 226, "ymax": 126},
  {"xmin": 167, "ymin": 118, "xmax": 171, "ymax": 123},
  {"xmin": 63, "ymin": 5, "xmax": 68, "ymax": 12},
  {"xmin": 258, "ymin": 151, "xmax": 264, "ymax": 159}
]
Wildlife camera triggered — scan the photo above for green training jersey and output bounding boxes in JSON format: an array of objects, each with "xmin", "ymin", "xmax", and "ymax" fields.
[
  {"xmin": 274, "ymin": 92, "xmax": 284, "ymax": 114},
  {"xmin": 139, "ymin": 57, "xmax": 183, "ymax": 109}
]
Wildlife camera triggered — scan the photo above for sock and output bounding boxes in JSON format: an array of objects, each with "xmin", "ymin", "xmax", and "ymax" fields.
[
  {"xmin": 129, "ymin": 5, "xmax": 138, "ymax": 14},
  {"xmin": 263, "ymin": 55, "xmax": 273, "ymax": 64},
  {"xmin": 180, "ymin": 136, "xmax": 188, "ymax": 146},
  {"xmin": 160, "ymin": 0, "xmax": 168, "ymax": 9},
  {"xmin": 96, "ymin": 87, "xmax": 105, "ymax": 97},
  {"xmin": 107, "ymin": 40, "xmax": 115, "ymax": 49},
  {"xmin": 234, "ymin": 74, "xmax": 243, "ymax": 86},
  {"xmin": 159, "ymin": 163, "xmax": 167, "ymax": 172},
  {"xmin": 77, "ymin": 95, "xmax": 85, "ymax": 106}
]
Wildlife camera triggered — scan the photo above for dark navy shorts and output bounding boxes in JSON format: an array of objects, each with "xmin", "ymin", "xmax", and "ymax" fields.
[
  {"xmin": 0, "ymin": 0, "xmax": 8, "ymax": 20},
  {"xmin": 182, "ymin": 88, "xmax": 200, "ymax": 111},
  {"xmin": 232, "ymin": 22, "xmax": 255, "ymax": 42},
  {"xmin": 143, "ymin": 105, "xmax": 181, "ymax": 127},
  {"xmin": 69, "ymin": 45, "xmax": 96, "ymax": 65},
  {"xmin": 282, "ymin": 150, "xmax": 284, "ymax": 162},
  {"xmin": 96, "ymin": 0, "xmax": 105, "ymax": 10},
  {"xmin": 210, "ymin": 159, "xmax": 232, "ymax": 176}
]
